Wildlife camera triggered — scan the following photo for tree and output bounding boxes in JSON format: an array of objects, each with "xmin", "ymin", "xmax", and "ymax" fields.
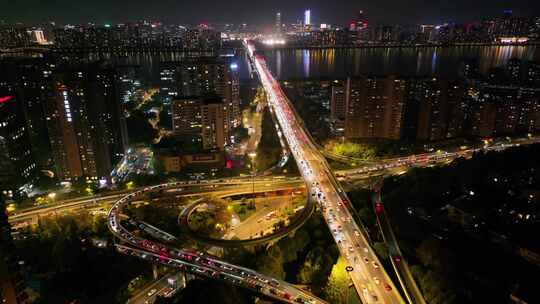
[
  {"xmin": 324, "ymin": 257, "xmax": 350, "ymax": 304},
  {"xmin": 297, "ymin": 246, "xmax": 334, "ymax": 289},
  {"xmin": 255, "ymin": 246, "xmax": 286, "ymax": 279},
  {"xmin": 232, "ymin": 125, "xmax": 249, "ymax": 142},
  {"xmin": 324, "ymin": 140, "xmax": 376, "ymax": 160},
  {"xmin": 372, "ymin": 242, "xmax": 389, "ymax": 260}
]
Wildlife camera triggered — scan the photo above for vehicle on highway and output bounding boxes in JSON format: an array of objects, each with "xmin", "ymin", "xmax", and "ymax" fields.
[
  {"xmin": 269, "ymin": 279, "xmax": 280, "ymax": 287},
  {"xmin": 147, "ymin": 288, "xmax": 157, "ymax": 296}
]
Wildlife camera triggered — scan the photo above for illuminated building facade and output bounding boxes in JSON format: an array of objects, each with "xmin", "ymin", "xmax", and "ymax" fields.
[
  {"xmin": 344, "ymin": 76, "xmax": 406, "ymax": 140},
  {"xmin": 0, "ymin": 89, "xmax": 37, "ymax": 199},
  {"xmin": 44, "ymin": 64, "xmax": 126, "ymax": 182}
]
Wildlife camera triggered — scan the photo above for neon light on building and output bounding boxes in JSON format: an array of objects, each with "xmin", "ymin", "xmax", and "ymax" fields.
[
  {"xmin": 0, "ymin": 96, "xmax": 14, "ymax": 104},
  {"xmin": 62, "ymin": 91, "xmax": 73, "ymax": 122}
]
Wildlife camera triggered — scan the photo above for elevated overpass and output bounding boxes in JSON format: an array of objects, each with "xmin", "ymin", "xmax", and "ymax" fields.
[{"xmin": 245, "ymin": 39, "xmax": 405, "ymax": 304}]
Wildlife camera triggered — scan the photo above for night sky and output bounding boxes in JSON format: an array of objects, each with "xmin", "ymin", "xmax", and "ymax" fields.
[{"xmin": 2, "ymin": 0, "xmax": 539, "ymax": 25}]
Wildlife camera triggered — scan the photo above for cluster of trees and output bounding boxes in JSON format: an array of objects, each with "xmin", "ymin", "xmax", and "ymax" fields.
[
  {"xmin": 324, "ymin": 140, "xmax": 376, "ymax": 160},
  {"xmin": 187, "ymin": 199, "xmax": 232, "ymax": 238},
  {"xmin": 255, "ymin": 109, "xmax": 283, "ymax": 171},
  {"xmin": 218, "ymin": 213, "xmax": 343, "ymax": 300},
  {"xmin": 380, "ymin": 144, "xmax": 540, "ymax": 303},
  {"xmin": 232, "ymin": 125, "xmax": 249, "ymax": 143},
  {"xmin": 15, "ymin": 213, "xmax": 150, "ymax": 303}
]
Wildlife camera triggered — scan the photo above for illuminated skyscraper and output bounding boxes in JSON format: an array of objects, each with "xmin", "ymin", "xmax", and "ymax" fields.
[
  {"xmin": 344, "ymin": 76, "xmax": 406, "ymax": 140},
  {"xmin": 172, "ymin": 97, "xmax": 203, "ymax": 137},
  {"xmin": 304, "ymin": 10, "xmax": 311, "ymax": 26},
  {"xmin": 171, "ymin": 97, "xmax": 225, "ymax": 150},
  {"xmin": 0, "ymin": 91, "xmax": 37, "ymax": 199},
  {"xmin": 275, "ymin": 12, "xmax": 282, "ymax": 33},
  {"xmin": 330, "ymin": 81, "xmax": 346, "ymax": 135},
  {"xmin": 44, "ymin": 63, "xmax": 126, "ymax": 182}
]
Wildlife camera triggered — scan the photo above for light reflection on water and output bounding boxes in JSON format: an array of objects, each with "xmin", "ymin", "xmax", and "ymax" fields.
[
  {"xmin": 264, "ymin": 45, "xmax": 539, "ymax": 79},
  {"xmin": 81, "ymin": 46, "xmax": 538, "ymax": 83}
]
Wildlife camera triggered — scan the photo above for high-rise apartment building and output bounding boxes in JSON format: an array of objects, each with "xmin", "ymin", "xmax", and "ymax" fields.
[
  {"xmin": 330, "ymin": 81, "xmax": 346, "ymax": 135},
  {"xmin": 172, "ymin": 97, "xmax": 203, "ymax": 137},
  {"xmin": 171, "ymin": 97, "xmax": 225, "ymax": 150},
  {"xmin": 414, "ymin": 78, "xmax": 450, "ymax": 141},
  {"xmin": 0, "ymin": 88, "xmax": 38, "ymax": 199},
  {"xmin": 201, "ymin": 98, "xmax": 226, "ymax": 150},
  {"xmin": 0, "ymin": 58, "xmax": 56, "ymax": 177},
  {"xmin": 344, "ymin": 76, "xmax": 406, "ymax": 140},
  {"xmin": 162, "ymin": 57, "xmax": 240, "ymax": 145},
  {"xmin": 275, "ymin": 12, "xmax": 282, "ymax": 33},
  {"xmin": 44, "ymin": 63, "xmax": 126, "ymax": 182}
]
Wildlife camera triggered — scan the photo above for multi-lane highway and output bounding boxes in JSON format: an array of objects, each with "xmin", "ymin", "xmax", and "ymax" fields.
[
  {"xmin": 372, "ymin": 189, "xmax": 426, "ymax": 304},
  {"xmin": 246, "ymin": 40, "xmax": 405, "ymax": 303}
]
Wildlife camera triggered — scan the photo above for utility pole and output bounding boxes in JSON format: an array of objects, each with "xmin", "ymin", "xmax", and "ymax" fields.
[{"xmin": 248, "ymin": 152, "xmax": 257, "ymax": 205}]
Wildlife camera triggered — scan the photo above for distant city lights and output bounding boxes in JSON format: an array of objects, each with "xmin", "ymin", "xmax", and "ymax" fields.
[
  {"xmin": 262, "ymin": 39, "xmax": 286, "ymax": 45},
  {"xmin": 497, "ymin": 37, "xmax": 529, "ymax": 44}
]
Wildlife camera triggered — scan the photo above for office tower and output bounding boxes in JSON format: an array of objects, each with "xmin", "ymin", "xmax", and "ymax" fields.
[
  {"xmin": 275, "ymin": 12, "xmax": 282, "ymax": 33},
  {"xmin": 0, "ymin": 88, "xmax": 38, "ymax": 200},
  {"xmin": 330, "ymin": 81, "xmax": 346, "ymax": 135},
  {"xmin": 28, "ymin": 29, "xmax": 47, "ymax": 44},
  {"xmin": 375, "ymin": 25, "xmax": 399, "ymax": 43},
  {"xmin": 350, "ymin": 10, "xmax": 368, "ymax": 31},
  {"xmin": 344, "ymin": 76, "xmax": 406, "ymax": 140},
  {"xmin": 419, "ymin": 25, "xmax": 436, "ymax": 43},
  {"xmin": 44, "ymin": 63, "xmax": 126, "ymax": 182},
  {"xmin": 0, "ymin": 197, "xmax": 29, "ymax": 304},
  {"xmin": 201, "ymin": 98, "xmax": 226, "ymax": 150},
  {"xmin": 304, "ymin": 10, "xmax": 311, "ymax": 26}
]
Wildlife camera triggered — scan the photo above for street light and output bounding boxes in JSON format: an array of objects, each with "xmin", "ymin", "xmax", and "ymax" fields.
[
  {"xmin": 47, "ymin": 192, "xmax": 57, "ymax": 204},
  {"xmin": 248, "ymin": 152, "xmax": 257, "ymax": 205}
]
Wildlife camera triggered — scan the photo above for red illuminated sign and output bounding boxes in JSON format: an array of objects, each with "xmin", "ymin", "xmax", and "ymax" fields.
[{"xmin": 0, "ymin": 96, "xmax": 14, "ymax": 103}]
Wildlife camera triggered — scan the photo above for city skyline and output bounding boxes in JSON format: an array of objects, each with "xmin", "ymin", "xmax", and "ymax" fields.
[{"xmin": 2, "ymin": 0, "xmax": 540, "ymax": 26}]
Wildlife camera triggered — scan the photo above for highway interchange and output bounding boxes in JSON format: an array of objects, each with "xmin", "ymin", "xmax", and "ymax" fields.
[
  {"xmin": 9, "ymin": 134, "xmax": 539, "ymax": 303},
  {"xmin": 8, "ymin": 38, "xmax": 540, "ymax": 303}
]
